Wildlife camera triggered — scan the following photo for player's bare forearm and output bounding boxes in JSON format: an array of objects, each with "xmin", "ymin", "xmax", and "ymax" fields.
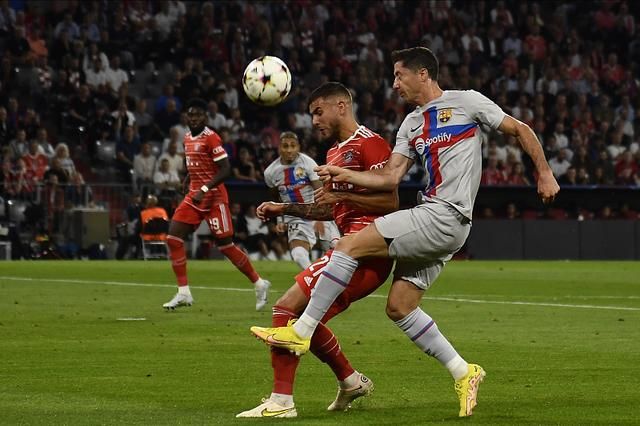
[
  {"xmin": 316, "ymin": 154, "xmax": 411, "ymax": 191},
  {"xmin": 203, "ymin": 158, "xmax": 231, "ymax": 189},
  {"xmin": 500, "ymin": 116, "xmax": 551, "ymax": 175},
  {"xmin": 331, "ymin": 189, "xmax": 399, "ymax": 215},
  {"xmin": 283, "ymin": 202, "xmax": 334, "ymax": 220},
  {"xmin": 499, "ymin": 115, "xmax": 559, "ymax": 203}
]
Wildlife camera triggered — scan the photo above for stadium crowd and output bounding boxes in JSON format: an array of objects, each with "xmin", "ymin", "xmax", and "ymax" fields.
[{"xmin": 0, "ymin": 0, "xmax": 639, "ymax": 258}]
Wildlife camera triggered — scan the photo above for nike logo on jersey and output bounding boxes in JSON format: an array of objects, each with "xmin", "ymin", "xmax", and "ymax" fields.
[
  {"xmin": 410, "ymin": 124, "xmax": 422, "ymax": 132},
  {"xmin": 260, "ymin": 407, "xmax": 295, "ymax": 417}
]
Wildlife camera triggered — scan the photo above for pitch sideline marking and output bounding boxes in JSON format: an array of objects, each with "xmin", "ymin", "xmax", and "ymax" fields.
[{"xmin": 1, "ymin": 276, "xmax": 639, "ymax": 312}]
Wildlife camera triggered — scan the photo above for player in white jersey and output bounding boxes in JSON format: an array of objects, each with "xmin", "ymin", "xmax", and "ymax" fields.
[
  {"xmin": 252, "ymin": 47, "xmax": 560, "ymax": 417},
  {"xmin": 263, "ymin": 131, "xmax": 340, "ymax": 269}
]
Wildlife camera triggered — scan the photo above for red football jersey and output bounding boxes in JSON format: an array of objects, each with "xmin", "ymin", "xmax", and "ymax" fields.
[
  {"xmin": 326, "ymin": 126, "xmax": 391, "ymax": 235},
  {"xmin": 22, "ymin": 153, "xmax": 49, "ymax": 180},
  {"xmin": 183, "ymin": 127, "xmax": 229, "ymax": 206}
]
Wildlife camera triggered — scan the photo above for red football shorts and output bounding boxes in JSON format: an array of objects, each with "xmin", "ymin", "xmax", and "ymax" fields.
[
  {"xmin": 295, "ymin": 249, "xmax": 394, "ymax": 322},
  {"xmin": 172, "ymin": 199, "xmax": 234, "ymax": 239}
]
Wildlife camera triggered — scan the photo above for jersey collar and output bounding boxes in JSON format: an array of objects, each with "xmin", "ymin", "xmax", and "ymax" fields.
[{"xmin": 336, "ymin": 125, "xmax": 363, "ymax": 149}]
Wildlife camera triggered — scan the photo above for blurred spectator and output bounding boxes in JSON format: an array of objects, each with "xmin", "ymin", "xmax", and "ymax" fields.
[
  {"xmin": 549, "ymin": 149, "xmax": 572, "ymax": 179},
  {"xmin": 614, "ymin": 151, "xmax": 639, "ymax": 185},
  {"xmin": 105, "ymin": 55, "xmax": 129, "ymax": 98},
  {"xmin": 225, "ymin": 108, "xmax": 245, "ymax": 140},
  {"xmin": 85, "ymin": 56, "xmax": 107, "ymax": 93},
  {"xmin": 576, "ymin": 167, "xmax": 591, "ymax": 185},
  {"xmin": 112, "ymin": 100, "xmax": 136, "ymax": 139},
  {"xmin": 133, "ymin": 142, "xmax": 157, "ymax": 188},
  {"xmin": 606, "ymin": 131, "xmax": 626, "ymax": 162},
  {"xmin": 154, "ymin": 84, "xmax": 181, "ymax": 113},
  {"xmin": 54, "ymin": 13, "xmax": 80, "ymax": 40},
  {"xmin": 12, "ymin": 157, "xmax": 36, "ymax": 195},
  {"xmin": 0, "ymin": 106, "xmax": 13, "ymax": 145},
  {"xmin": 116, "ymin": 126, "xmax": 140, "ymax": 182},
  {"xmin": 207, "ymin": 100, "xmax": 226, "ymax": 130},
  {"xmin": 481, "ymin": 156, "xmax": 505, "ymax": 185},
  {"xmin": 9, "ymin": 129, "xmax": 28, "ymax": 159},
  {"xmin": 68, "ymin": 85, "xmax": 94, "ymax": 128},
  {"xmin": 22, "ymin": 140, "xmax": 48, "ymax": 181},
  {"xmin": 559, "ymin": 167, "xmax": 579, "ymax": 186},
  {"xmin": 52, "ymin": 143, "xmax": 76, "ymax": 179},
  {"xmin": 505, "ymin": 203, "xmax": 520, "ymax": 220},
  {"xmin": 157, "ymin": 139, "xmax": 185, "ymax": 177},
  {"xmin": 43, "ymin": 157, "xmax": 69, "ymax": 185},
  {"xmin": 155, "ymin": 98, "xmax": 180, "ymax": 137},
  {"xmin": 505, "ymin": 162, "xmax": 530, "ymax": 186},
  {"xmin": 232, "ymin": 147, "xmax": 258, "ymax": 182},
  {"xmin": 153, "ymin": 157, "xmax": 181, "ymax": 193},
  {"xmin": 170, "ymin": 112, "xmax": 189, "ymax": 143}
]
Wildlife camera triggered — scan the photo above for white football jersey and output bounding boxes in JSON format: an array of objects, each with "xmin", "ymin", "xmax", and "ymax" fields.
[
  {"xmin": 264, "ymin": 153, "xmax": 319, "ymax": 222},
  {"xmin": 394, "ymin": 90, "xmax": 506, "ymax": 219}
]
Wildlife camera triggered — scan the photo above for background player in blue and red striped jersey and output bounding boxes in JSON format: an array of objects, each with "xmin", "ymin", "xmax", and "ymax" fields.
[
  {"xmin": 237, "ymin": 82, "xmax": 397, "ymax": 418},
  {"xmin": 263, "ymin": 131, "xmax": 340, "ymax": 270},
  {"xmin": 162, "ymin": 98, "xmax": 270, "ymax": 311}
]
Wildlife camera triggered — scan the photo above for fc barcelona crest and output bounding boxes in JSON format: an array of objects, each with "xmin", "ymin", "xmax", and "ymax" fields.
[{"xmin": 438, "ymin": 108, "xmax": 452, "ymax": 123}]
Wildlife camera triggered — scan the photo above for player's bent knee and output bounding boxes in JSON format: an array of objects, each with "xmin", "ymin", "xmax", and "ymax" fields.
[
  {"xmin": 166, "ymin": 235, "xmax": 184, "ymax": 251},
  {"xmin": 274, "ymin": 285, "xmax": 309, "ymax": 313},
  {"xmin": 333, "ymin": 235, "xmax": 356, "ymax": 255},
  {"xmin": 385, "ymin": 298, "xmax": 413, "ymax": 321}
]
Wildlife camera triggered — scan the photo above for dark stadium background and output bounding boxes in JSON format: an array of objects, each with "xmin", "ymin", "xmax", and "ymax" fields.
[{"xmin": 0, "ymin": 0, "xmax": 639, "ymax": 260}]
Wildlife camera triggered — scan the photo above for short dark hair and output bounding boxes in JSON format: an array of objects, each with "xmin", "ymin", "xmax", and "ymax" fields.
[
  {"xmin": 308, "ymin": 82, "xmax": 352, "ymax": 107},
  {"xmin": 391, "ymin": 47, "xmax": 439, "ymax": 81},
  {"xmin": 280, "ymin": 131, "xmax": 299, "ymax": 142},
  {"xmin": 186, "ymin": 98, "xmax": 207, "ymax": 112}
]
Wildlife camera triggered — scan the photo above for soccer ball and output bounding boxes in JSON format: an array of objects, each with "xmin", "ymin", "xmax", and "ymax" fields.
[{"xmin": 242, "ymin": 56, "xmax": 292, "ymax": 106}]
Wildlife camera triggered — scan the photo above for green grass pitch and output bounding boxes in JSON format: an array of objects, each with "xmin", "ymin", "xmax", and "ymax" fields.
[{"xmin": 1, "ymin": 260, "xmax": 638, "ymax": 425}]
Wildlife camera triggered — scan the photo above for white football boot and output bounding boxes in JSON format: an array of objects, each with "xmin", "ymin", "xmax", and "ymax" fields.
[
  {"xmin": 327, "ymin": 373, "xmax": 374, "ymax": 411},
  {"xmin": 162, "ymin": 292, "xmax": 193, "ymax": 310},
  {"xmin": 255, "ymin": 279, "xmax": 271, "ymax": 311},
  {"xmin": 236, "ymin": 398, "xmax": 297, "ymax": 418}
]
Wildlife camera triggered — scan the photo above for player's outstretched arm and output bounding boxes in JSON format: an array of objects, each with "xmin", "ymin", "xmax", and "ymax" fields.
[
  {"xmin": 498, "ymin": 115, "xmax": 559, "ymax": 204},
  {"xmin": 315, "ymin": 153, "xmax": 412, "ymax": 191},
  {"xmin": 256, "ymin": 201, "xmax": 333, "ymax": 221},
  {"xmin": 314, "ymin": 186, "xmax": 399, "ymax": 215}
]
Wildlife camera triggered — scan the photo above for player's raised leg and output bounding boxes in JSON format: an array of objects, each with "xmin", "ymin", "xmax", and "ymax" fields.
[
  {"xmin": 163, "ymin": 220, "xmax": 195, "ymax": 310},
  {"xmin": 253, "ymin": 224, "xmax": 389, "ymax": 351}
]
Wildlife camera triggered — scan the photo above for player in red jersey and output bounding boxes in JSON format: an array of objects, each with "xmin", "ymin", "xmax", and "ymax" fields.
[
  {"xmin": 162, "ymin": 98, "xmax": 271, "ymax": 311},
  {"xmin": 237, "ymin": 83, "xmax": 397, "ymax": 418}
]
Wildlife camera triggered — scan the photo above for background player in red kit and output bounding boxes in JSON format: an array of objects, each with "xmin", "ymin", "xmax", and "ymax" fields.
[
  {"xmin": 237, "ymin": 83, "xmax": 397, "ymax": 418},
  {"xmin": 163, "ymin": 98, "xmax": 270, "ymax": 311}
]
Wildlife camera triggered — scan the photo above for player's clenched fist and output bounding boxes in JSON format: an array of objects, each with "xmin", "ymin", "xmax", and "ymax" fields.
[
  {"xmin": 313, "ymin": 186, "xmax": 341, "ymax": 205},
  {"xmin": 537, "ymin": 170, "xmax": 560, "ymax": 204},
  {"xmin": 256, "ymin": 201, "xmax": 285, "ymax": 221},
  {"xmin": 314, "ymin": 165, "xmax": 353, "ymax": 184}
]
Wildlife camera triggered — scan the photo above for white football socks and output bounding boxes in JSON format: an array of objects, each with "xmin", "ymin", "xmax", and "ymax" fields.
[
  {"xmin": 293, "ymin": 251, "xmax": 358, "ymax": 339},
  {"xmin": 290, "ymin": 246, "xmax": 312, "ymax": 270},
  {"xmin": 395, "ymin": 308, "xmax": 468, "ymax": 380},
  {"xmin": 270, "ymin": 392, "xmax": 294, "ymax": 408}
]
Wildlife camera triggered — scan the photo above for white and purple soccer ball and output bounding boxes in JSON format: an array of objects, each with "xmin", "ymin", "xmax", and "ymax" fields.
[{"xmin": 242, "ymin": 56, "xmax": 292, "ymax": 106}]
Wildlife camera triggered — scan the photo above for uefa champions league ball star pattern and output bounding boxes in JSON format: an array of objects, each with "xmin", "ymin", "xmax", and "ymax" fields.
[{"xmin": 242, "ymin": 56, "xmax": 292, "ymax": 106}]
